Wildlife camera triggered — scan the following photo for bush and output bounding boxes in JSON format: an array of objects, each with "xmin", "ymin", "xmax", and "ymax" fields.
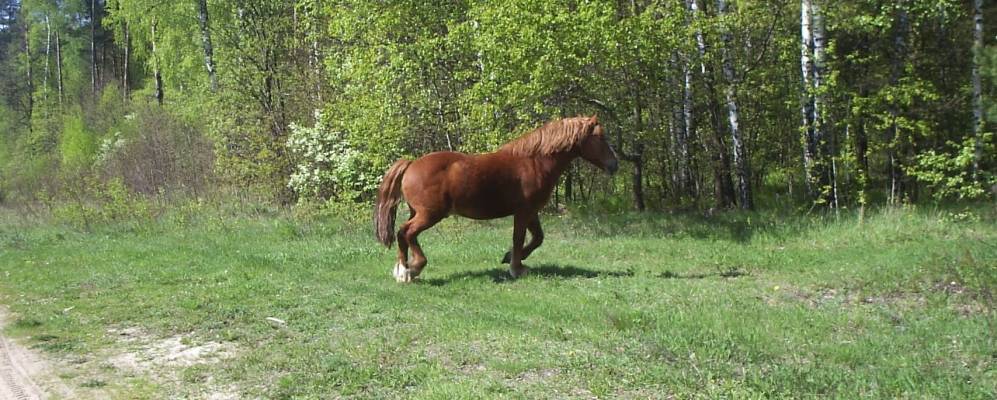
[
  {"xmin": 98, "ymin": 104, "xmax": 215, "ymax": 196},
  {"xmin": 909, "ymin": 133, "xmax": 995, "ymax": 201},
  {"xmin": 49, "ymin": 177, "xmax": 153, "ymax": 230},
  {"xmin": 287, "ymin": 111, "xmax": 382, "ymax": 203}
]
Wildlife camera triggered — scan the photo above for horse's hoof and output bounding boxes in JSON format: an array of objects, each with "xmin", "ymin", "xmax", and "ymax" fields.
[
  {"xmin": 393, "ymin": 262, "xmax": 413, "ymax": 283},
  {"xmin": 509, "ymin": 266, "xmax": 529, "ymax": 279},
  {"xmin": 501, "ymin": 251, "xmax": 511, "ymax": 264}
]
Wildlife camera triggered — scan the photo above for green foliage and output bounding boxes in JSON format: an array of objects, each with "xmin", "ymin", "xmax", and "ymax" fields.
[
  {"xmin": 909, "ymin": 133, "xmax": 995, "ymax": 200},
  {"xmin": 1, "ymin": 0, "xmax": 994, "ymax": 212},
  {"xmin": 286, "ymin": 111, "xmax": 381, "ymax": 202},
  {"xmin": 58, "ymin": 108, "xmax": 97, "ymax": 170},
  {"xmin": 48, "ymin": 177, "xmax": 153, "ymax": 230}
]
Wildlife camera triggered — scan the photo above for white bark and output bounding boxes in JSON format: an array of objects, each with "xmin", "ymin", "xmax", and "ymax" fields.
[
  {"xmin": 197, "ymin": 0, "xmax": 218, "ymax": 92},
  {"xmin": 24, "ymin": 18, "xmax": 33, "ymax": 129},
  {"xmin": 972, "ymin": 0, "xmax": 983, "ymax": 178},
  {"xmin": 888, "ymin": 3, "xmax": 908, "ymax": 204},
  {"xmin": 716, "ymin": 0, "xmax": 753, "ymax": 210},
  {"xmin": 44, "ymin": 15, "xmax": 50, "ymax": 100},
  {"xmin": 681, "ymin": 60, "xmax": 694, "ymax": 192},
  {"xmin": 90, "ymin": 0, "xmax": 97, "ymax": 93},
  {"xmin": 800, "ymin": 0, "xmax": 816, "ymax": 193},
  {"xmin": 123, "ymin": 21, "xmax": 129, "ymax": 101},
  {"xmin": 55, "ymin": 30, "xmax": 63, "ymax": 105},
  {"xmin": 151, "ymin": 21, "xmax": 163, "ymax": 104}
]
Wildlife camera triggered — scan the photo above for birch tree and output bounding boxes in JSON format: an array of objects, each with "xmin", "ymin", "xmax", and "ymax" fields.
[
  {"xmin": 690, "ymin": 0, "xmax": 735, "ymax": 209},
  {"xmin": 716, "ymin": 0, "xmax": 753, "ymax": 210},
  {"xmin": 800, "ymin": 0, "xmax": 834, "ymax": 206},
  {"xmin": 971, "ymin": 0, "xmax": 983, "ymax": 179},
  {"xmin": 197, "ymin": 0, "xmax": 218, "ymax": 92}
]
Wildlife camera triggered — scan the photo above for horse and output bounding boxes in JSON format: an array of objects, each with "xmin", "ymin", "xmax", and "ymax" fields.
[{"xmin": 374, "ymin": 116, "xmax": 619, "ymax": 283}]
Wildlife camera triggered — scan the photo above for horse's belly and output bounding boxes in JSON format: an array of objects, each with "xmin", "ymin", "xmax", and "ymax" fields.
[{"xmin": 451, "ymin": 189, "xmax": 518, "ymax": 219}]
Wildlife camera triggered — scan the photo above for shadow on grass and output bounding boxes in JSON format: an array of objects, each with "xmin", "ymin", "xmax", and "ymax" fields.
[
  {"xmin": 423, "ymin": 263, "xmax": 633, "ymax": 286},
  {"xmin": 657, "ymin": 267, "xmax": 750, "ymax": 280}
]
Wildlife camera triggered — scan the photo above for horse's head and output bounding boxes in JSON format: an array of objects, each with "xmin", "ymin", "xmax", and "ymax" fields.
[{"xmin": 579, "ymin": 116, "xmax": 619, "ymax": 175}]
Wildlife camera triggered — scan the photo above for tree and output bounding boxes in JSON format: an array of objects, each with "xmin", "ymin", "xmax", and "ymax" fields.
[
  {"xmin": 716, "ymin": 0, "xmax": 753, "ymax": 210},
  {"xmin": 971, "ymin": 0, "xmax": 983, "ymax": 179},
  {"xmin": 197, "ymin": 0, "xmax": 218, "ymax": 92}
]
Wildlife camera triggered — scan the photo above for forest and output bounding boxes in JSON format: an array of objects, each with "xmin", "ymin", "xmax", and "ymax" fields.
[
  {"xmin": 0, "ymin": 0, "xmax": 994, "ymax": 213},
  {"xmin": 1, "ymin": 2, "xmax": 996, "ymax": 398}
]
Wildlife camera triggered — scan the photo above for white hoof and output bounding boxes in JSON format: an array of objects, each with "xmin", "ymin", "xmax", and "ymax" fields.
[{"xmin": 393, "ymin": 262, "xmax": 413, "ymax": 283}]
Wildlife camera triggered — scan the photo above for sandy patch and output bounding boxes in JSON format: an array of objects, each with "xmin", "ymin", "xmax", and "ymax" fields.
[{"xmin": 0, "ymin": 308, "xmax": 77, "ymax": 400}]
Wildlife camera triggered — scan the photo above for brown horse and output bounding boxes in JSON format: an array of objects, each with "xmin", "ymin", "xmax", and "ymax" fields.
[{"xmin": 374, "ymin": 116, "xmax": 619, "ymax": 282}]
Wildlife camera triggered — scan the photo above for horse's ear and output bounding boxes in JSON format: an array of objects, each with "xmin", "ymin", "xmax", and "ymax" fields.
[{"xmin": 590, "ymin": 115, "xmax": 599, "ymax": 123}]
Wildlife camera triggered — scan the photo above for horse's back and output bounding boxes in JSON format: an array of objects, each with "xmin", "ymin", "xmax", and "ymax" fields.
[{"xmin": 402, "ymin": 151, "xmax": 524, "ymax": 219}]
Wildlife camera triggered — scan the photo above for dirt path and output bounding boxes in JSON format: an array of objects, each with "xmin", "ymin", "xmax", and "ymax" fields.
[{"xmin": 0, "ymin": 315, "xmax": 44, "ymax": 400}]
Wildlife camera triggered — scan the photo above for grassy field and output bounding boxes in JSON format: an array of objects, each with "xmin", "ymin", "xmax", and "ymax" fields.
[{"xmin": 0, "ymin": 203, "xmax": 994, "ymax": 399}]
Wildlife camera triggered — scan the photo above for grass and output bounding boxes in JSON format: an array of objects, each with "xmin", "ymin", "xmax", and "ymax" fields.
[{"xmin": 0, "ymin": 204, "xmax": 994, "ymax": 399}]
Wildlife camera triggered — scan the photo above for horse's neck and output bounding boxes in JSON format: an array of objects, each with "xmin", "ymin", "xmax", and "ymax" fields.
[{"xmin": 534, "ymin": 152, "xmax": 576, "ymax": 183}]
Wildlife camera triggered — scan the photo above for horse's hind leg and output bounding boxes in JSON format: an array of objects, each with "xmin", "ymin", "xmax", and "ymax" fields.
[
  {"xmin": 394, "ymin": 213, "xmax": 414, "ymax": 282},
  {"xmin": 394, "ymin": 211, "xmax": 442, "ymax": 283}
]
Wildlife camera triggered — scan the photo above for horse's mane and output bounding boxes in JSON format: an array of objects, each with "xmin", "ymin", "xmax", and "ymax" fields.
[{"xmin": 498, "ymin": 117, "xmax": 593, "ymax": 157}]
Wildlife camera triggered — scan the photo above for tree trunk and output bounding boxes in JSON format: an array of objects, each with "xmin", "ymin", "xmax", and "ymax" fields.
[
  {"xmin": 888, "ymin": 3, "xmax": 908, "ymax": 204},
  {"xmin": 801, "ymin": 0, "xmax": 834, "ymax": 207},
  {"xmin": 691, "ymin": 0, "xmax": 735, "ymax": 209},
  {"xmin": 851, "ymin": 93, "xmax": 869, "ymax": 216},
  {"xmin": 151, "ymin": 21, "xmax": 163, "ymax": 105},
  {"xmin": 716, "ymin": 0, "xmax": 753, "ymax": 210},
  {"xmin": 24, "ymin": 19, "xmax": 33, "ymax": 131},
  {"xmin": 681, "ymin": 60, "xmax": 694, "ymax": 198},
  {"xmin": 565, "ymin": 165, "xmax": 574, "ymax": 202},
  {"xmin": 90, "ymin": 0, "xmax": 98, "ymax": 93},
  {"xmin": 197, "ymin": 0, "xmax": 219, "ymax": 92},
  {"xmin": 800, "ymin": 0, "xmax": 816, "ymax": 196},
  {"xmin": 123, "ymin": 21, "xmax": 129, "ymax": 101},
  {"xmin": 630, "ymin": 91, "xmax": 647, "ymax": 212},
  {"xmin": 972, "ymin": 0, "xmax": 983, "ymax": 179},
  {"xmin": 56, "ymin": 30, "xmax": 64, "ymax": 106},
  {"xmin": 811, "ymin": 0, "xmax": 834, "ymax": 207},
  {"xmin": 44, "ymin": 15, "xmax": 51, "ymax": 102},
  {"xmin": 632, "ymin": 142, "xmax": 646, "ymax": 211}
]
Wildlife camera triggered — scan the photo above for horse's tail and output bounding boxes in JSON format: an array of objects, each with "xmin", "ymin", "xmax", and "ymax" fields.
[{"xmin": 374, "ymin": 159, "xmax": 412, "ymax": 247}]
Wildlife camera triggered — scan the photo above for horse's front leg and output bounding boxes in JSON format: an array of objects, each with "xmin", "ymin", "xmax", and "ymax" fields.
[
  {"xmin": 502, "ymin": 216, "xmax": 542, "ymax": 264},
  {"xmin": 508, "ymin": 213, "xmax": 531, "ymax": 278}
]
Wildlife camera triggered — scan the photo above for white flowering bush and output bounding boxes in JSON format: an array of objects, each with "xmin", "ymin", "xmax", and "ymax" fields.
[{"xmin": 287, "ymin": 111, "xmax": 381, "ymax": 202}]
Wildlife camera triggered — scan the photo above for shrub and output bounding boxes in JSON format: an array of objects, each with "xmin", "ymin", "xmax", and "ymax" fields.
[
  {"xmin": 287, "ymin": 111, "xmax": 382, "ymax": 203},
  {"xmin": 98, "ymin": 105, "xmax": 215, "ymax": 196},
  {"xmin": 909, "ymin": 133, "xmax": 995, "ymax": 201}
]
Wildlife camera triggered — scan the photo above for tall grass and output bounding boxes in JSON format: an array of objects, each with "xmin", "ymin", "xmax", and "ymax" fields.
[{"xmin": 0, "ymin": 204, "xmax": 994, "ymax": 398}]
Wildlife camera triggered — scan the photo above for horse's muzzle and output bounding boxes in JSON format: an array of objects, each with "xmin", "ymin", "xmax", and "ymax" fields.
[{"xmin": 606, "ymin": 159, "xmax": 619, "ymax": 175}]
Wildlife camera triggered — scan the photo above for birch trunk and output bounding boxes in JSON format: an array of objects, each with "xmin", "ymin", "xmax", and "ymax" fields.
[
  {"xmin": 691, "ymin": 0, "xmax": 736, "ymax": 209},
  {"xmin": 716, "ymin": 0, "xmax": 753, "ymax": 210},
  {"xmin": 680, "ymin": 54, "xmax": 694, "ymax": 198},
  {"xmin": 972, "ymin": 0, "xmax": 983, "ymax": 179},
  {"xmin": 56, "ymin": 30, "xmax": 64, "ymax": 106},
  {"xmin": 44, "ymin": 15, "xmax": 50, "ymax": 101},
  {"xmin": 90, "ymin": 0, "xmax": 97, "ymax": 93},
  {"xmin": 812, "ymin": 0, "xmax": 835, "ymax": 206},
  {"xmin": 630, "ymin": 87, "xmax": 647, "ymax": 212},
  {"xmin": 800, "ymin": 0, "xmax": 816, "ymax": 195},
  {"xmin": 151, "ymin": 21, "xmax": 163, "ymax": 105},
  {"xmin": 24, "ymin": 19, "xmax": 33, "ymax": 131},
  {"xmin": 888, "ymin": 3, "xmax": 908, "ymax": 204},
  {"xmin": 197, "ymin": 0, "xmax": 219, "ymax": 92},
  {"xmin": 123, "ymin": 21, "xmax": 129, "ymax": 101}
]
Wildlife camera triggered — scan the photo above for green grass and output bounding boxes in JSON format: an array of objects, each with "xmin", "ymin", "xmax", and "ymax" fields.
[{"xmin": 1, "ymin": 204, "xmax": 994, "ymax": 399}]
